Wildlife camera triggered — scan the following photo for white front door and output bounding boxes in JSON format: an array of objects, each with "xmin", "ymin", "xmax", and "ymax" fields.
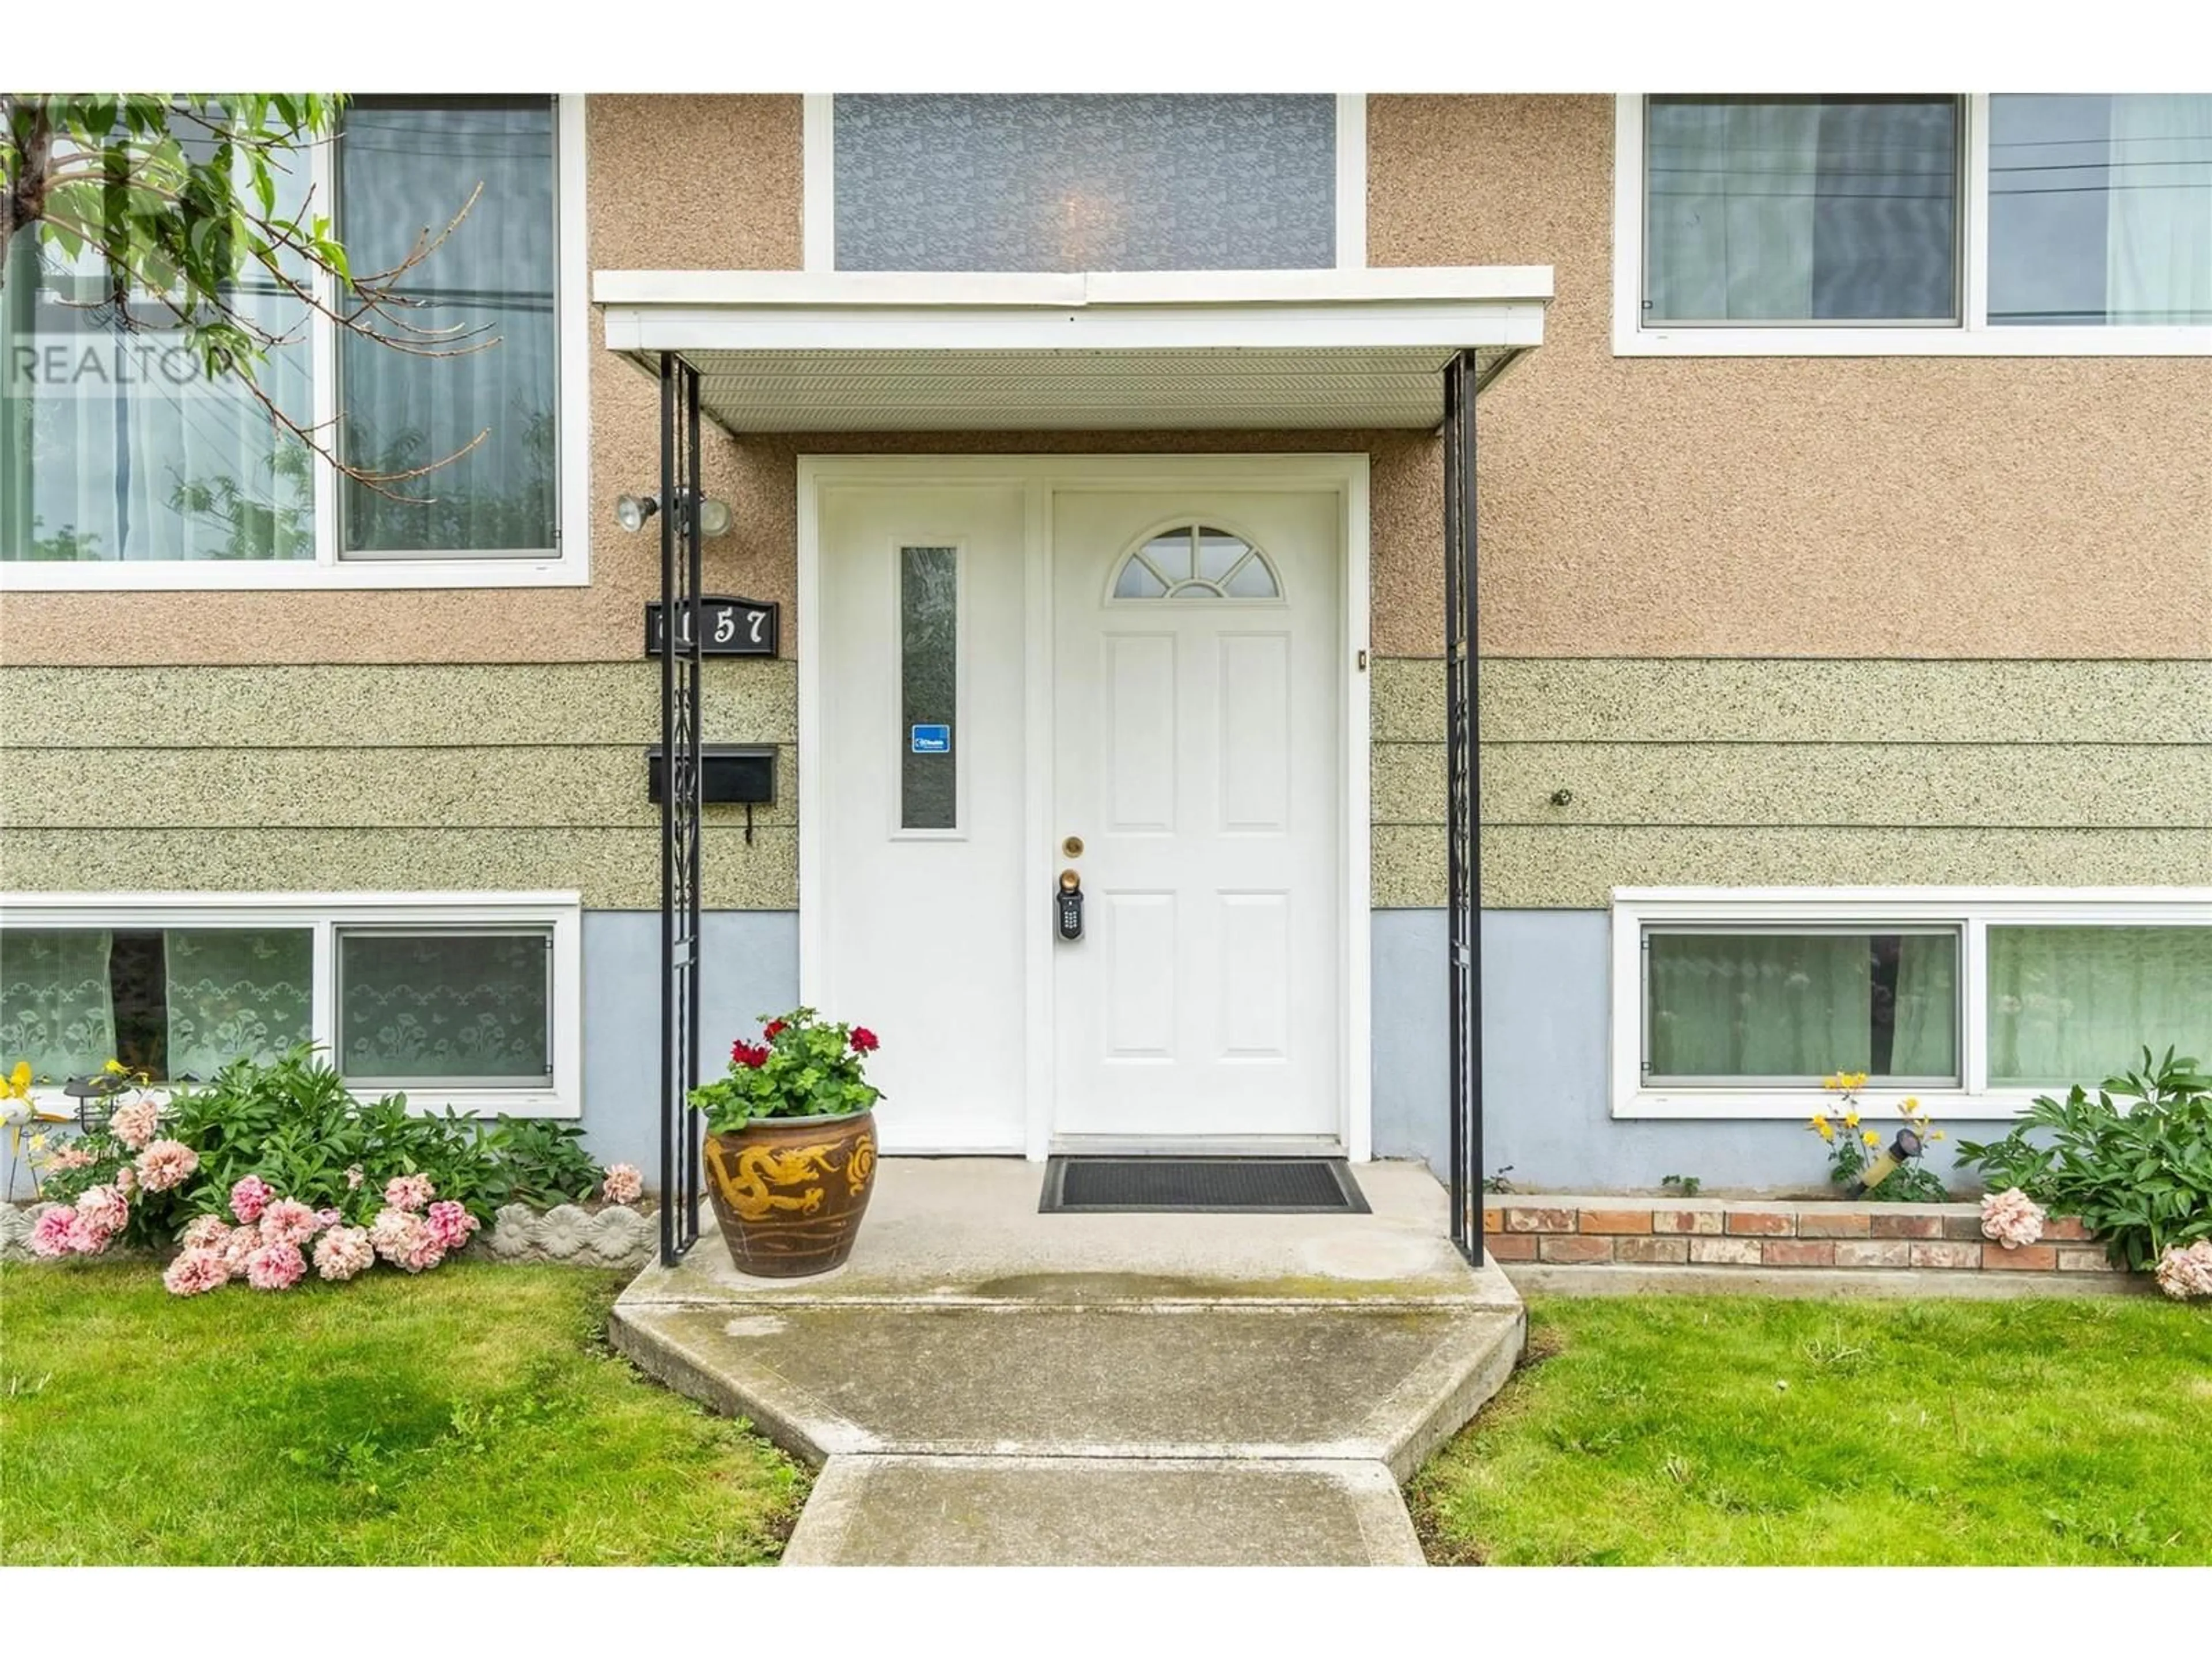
[
  {"xmin": 1049, "ymin": 490, "xmax": 1342, "ymax": 1141},
  {"xmin": 805, "ymin": 462, "xmax": 1356, "ymax": 1154}
]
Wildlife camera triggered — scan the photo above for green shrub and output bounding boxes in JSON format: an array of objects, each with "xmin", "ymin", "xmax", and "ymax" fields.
[
  {"xmin": 1953, "ymin": 1047, "xmax": 2212, "ymax": 1272},
  {"xmin": 478, "ymin": 1118, "xmax": 604, "ymax": 1209},
  {"xmin": 35, "ymin": 1046, "xmax": 605, "ymax": 1247}
]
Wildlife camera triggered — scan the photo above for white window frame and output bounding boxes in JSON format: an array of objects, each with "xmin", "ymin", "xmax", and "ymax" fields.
[
  {"xmin": 0, "ymin": 891, "xmax": 583, "ymax": 1118},
  {"xmin": 803, "ymin": 93, "xmax": 1368, "ymax": 274},
  {"xmin": 1, "ymin": 95, "xmax": 591, "ymax": 592},
  {"xmin": 1612, "ymin": 94, "xmax": 2212, "ymax": 358},
  {"xmin": 1611, "ymin": 886, "xmax": 2212, "ymax": 1120}
]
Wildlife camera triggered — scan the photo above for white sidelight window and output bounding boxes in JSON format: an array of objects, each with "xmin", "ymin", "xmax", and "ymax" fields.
[
  {"xmin": 1, "ymin": 95, "xmax": 589, "ymax": 589},
  {"xmin": 1611, "ymin": 889, "xmax": 2212, "ymax": 1119},
  {"xmin": 1614, "ymin": 93, "xmax": 2212, "ymax": 355},
  {"xmin": 807, "ymin": 94, "xmax": 1368, "ymax": 272},
  {"xmin": 0, "ymin": 893, "xmax": 581, "ymax": 1115}
]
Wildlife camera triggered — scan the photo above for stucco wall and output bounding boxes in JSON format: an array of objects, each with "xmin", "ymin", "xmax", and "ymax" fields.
[
  {"xmin": 5, "ymin": 93, "xmax": 2205, "ymax": 911},
  {"xmin": 1372, "ymin": 657, "xmax": 2212, "ymax": 906},
  {"xmin": 1365, "ymin": 94, "xmax": 2212, "ymax": 661}
]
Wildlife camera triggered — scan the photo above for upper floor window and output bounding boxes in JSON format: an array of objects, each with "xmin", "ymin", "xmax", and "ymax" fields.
[
  {"xmin": 820, "ymin": 94, "xmax": 1346, "ymax": 272},
  {"xmin": 1615, "ymin": 93, "xmax": 2212, "ymax": 355},
  {"xmin": 1987, "ymin": 94, "xmax": 2211, "ymax": 328},
  {"xmin": 1643, "ymin": 96, "xmax": 1962, "ymax": 327},
  {"xmin": 1, "ymin": 94, "xmax": 585, "ymax": 588}
]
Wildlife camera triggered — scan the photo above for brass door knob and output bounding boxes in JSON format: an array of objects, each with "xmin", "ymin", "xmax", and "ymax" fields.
[
  {"xmin": 1059, "ymin": 869, "xmax": 1081, "ymax": 892},
  {"xmin": 1062, "ymin": 835, "xmax": 1084, "ymax": 858}
]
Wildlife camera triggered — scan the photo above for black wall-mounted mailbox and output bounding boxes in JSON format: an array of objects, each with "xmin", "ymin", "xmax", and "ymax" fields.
[{"xmin": 645, "ymin": 745, "xmax": 777, "ymax": 806}]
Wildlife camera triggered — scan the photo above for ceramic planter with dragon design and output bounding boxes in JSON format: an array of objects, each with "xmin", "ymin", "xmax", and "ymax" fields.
[
  {"xmin": 690, "ymin": 1008, "xmax": 884, "ymax": 1278},
  {"xmin": 703, "ymin": 1108, "xmax": 878, "ymax": 1276}
]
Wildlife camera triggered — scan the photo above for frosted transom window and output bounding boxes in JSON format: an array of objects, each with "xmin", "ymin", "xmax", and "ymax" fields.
[{"xmin": 1113, "ymin": 526, "xmax": 1281, "ymax": 601}]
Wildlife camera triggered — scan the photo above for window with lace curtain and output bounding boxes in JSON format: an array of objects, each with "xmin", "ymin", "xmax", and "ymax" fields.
[
  {"xmin": 1, "ymin": 95, "xmax": 573, "ymax": 571},
  {"xmin": 0, "ymin": 898, "xmax": 576, "ymax": 1111}
]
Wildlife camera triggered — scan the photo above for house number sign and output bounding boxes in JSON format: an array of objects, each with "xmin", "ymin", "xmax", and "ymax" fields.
[{"xmin": 643, "ymin": 596, "xmax": 779, "ymax": 658}]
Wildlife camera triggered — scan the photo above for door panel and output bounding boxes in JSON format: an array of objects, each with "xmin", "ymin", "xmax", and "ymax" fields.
[
  {"xmin": 815, "ymin": 484, "xmax": 1028, "ymax": 1152},
  {"xmin": 1051, "ymin": 490, "xmax": 1341, "ymax": 1141}
]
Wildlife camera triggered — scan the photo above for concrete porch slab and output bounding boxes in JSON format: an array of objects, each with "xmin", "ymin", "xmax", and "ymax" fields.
[
  {"xmin": 609, "ymin": 1156, "xmax": 1525, "ymax": 1564},
  {"xmin": 610, "ymin": 1298, "xmax": 1524, "ymax": 1479},
  {"xmin": 784, "ymin": 1455, "xmax": 1425, "ymax": 1567},
  {"xmin": 619, "ymin": 1156, "xmax": 1517, "ymax": 1307}
]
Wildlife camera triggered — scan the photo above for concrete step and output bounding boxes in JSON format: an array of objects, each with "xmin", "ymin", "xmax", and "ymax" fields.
[
  {"xmin": 612, "ymin": 1301, "xmax": 1524, "ymax": 1480},
  {"xmin": 784, "ymin": 1454, "xmax": 1424, "ymax": 1566}
]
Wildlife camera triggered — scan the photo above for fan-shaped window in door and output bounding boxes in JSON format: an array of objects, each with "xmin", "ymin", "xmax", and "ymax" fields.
[{"xmin": 1112, "ymin": 525, "xmax": 1281, "ymax": 601}]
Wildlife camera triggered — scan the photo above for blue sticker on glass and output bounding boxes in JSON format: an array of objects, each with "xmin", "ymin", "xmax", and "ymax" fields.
[{"xmin": 910, "ymin": 724, "xmax": 952, "ymax": 754}]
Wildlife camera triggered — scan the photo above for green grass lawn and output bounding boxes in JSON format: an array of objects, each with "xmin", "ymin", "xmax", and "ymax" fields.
[
  {"xmin": 1412, "ymin": 1295, "xmax": 2212, "ymax": 1565},
  {"xmin": 0, "ymin": 1260, "xmax": 806, "ymax": 1565}
]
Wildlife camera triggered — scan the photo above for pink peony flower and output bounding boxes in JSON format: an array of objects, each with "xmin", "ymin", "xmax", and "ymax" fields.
[
  {"xmin": 1979, "ymin": 1187, "xmax": 2047, "ymax": 1251},
  {"xmin": 315, "ymin": 1208, "xmax": 342, "ymax": 1229},
  {"xmin": 370, "ymin": 1205, "xmax": 425, "ymax": 1260},
  {"xmin": 423, "ymin": 1200, "xmax": 480, "ymax": 1252},
  {"xmin": 313, "ymin": 1225, "xmax": 375, "ymax": 1282},
  {"xmin": 601, "ymin": 1163, "xmax": 643, "ymax": 1206},
  {"xmin": 229, "ymin": 1175, "xmax": 274, "ymax": 1225},
  {"xmin": 75, "ymin": 1184, "xmax": 129, "ymax": 1239},
  {"xmin": 2154, "ymin": 1240, "xmax": 2212, "ymax": 1302},
  {"xmin": 258, "ymin": 1198, "xmax": 323, "ymax": 1247},
  {"xmin": 109, "ymin": 1095, "xmax": 161, "ymax": 1151},
  {"xmin": 163, "ymin": 1248, "xmax": 230, "ymax": 1297},
  {"xmin": 28, "ymin": 1205, "xmax": 79, "ymax": 1258},
  {"xmin": 244, "ymin": 1240, "xmax": 306, "ymax": 1290},
  {"xmin": 47, "ymin": 1145, "xmax": 96, "ymax": 1172},
  {"xmin": 384, "ymin": 1173, "xmax": 435, "ymax": 1213},
  {"xmin": 113, "ymin": 1164, "xmax": 138, "ymax": 1195},
  {"xmin": 180, "ymin": 1214, "xmax": 232, "ymax": 1252},
  {"xmin": 135, "ymin": 1138, "xmax": 200, "ymax": 1194},
  {"xmin": 221, "ymin": 1226, "xmax": 262, "ymax": 1279},
  {"xmin": 343, "ymin": 1165, "xmax": 365, "ymax": 1190}
]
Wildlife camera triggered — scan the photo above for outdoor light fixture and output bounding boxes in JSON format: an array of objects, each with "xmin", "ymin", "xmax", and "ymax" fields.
[
  {"xmin": 1849, "ymin": 1127, "xmax": 1924, "ymax": 1198},
  {"xmin": 616, "ymin": 490, "xmax": 730, "ymax": 537}
]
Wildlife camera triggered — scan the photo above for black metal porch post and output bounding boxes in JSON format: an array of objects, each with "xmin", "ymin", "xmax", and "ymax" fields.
[
  {"xmin": 658, "ymin": 352, "xmax": 705, "ymax": 1267},
  {"xmin": 1444, "ymin": 350, "xmax": 1484, "ymax": 1265}
]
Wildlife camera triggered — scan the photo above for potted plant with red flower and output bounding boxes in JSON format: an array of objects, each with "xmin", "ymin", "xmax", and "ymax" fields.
[{"xmin": 688, "ymin": 1007, "xmax": 882, "ymax": 1277}]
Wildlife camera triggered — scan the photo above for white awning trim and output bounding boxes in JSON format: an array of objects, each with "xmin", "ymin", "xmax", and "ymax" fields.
[{"xmin": 594, "ymin": 267, "xmax": 1551, "ymax": 433}]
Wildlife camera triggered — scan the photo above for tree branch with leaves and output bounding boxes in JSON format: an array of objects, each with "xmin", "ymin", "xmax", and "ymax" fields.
[{"xmin": 2, "ymin": 92, "xmax": 492, "ymax": 497}]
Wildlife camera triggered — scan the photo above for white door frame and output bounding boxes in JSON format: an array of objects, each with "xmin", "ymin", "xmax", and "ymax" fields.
[{"xmin": 797, "ymin": 453, "xmax": 1372, "ymax": 1161}]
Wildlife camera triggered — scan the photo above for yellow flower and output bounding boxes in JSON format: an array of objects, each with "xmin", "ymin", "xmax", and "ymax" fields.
[
  {"xmin": 101, "ymin": 1058, "xmax": 126, "ymax": 1075},
  {"xmin": 28, "ymin": 1133, "xmax": 46, "ymax": 1152},
  {"xmin": 1898, "ymin": 1095, "xmax": 1920, "ymax": 1118},
  {"xmin": 1930, "ymin": 1130, "xmax": 1946, "ymax": 1141},
  {"xmin": 0, "ymin": 1061, "xmax": 31, "ymax": 1101},
  {"xmin": 1812, "ymin": 1119, "xmax": 1835, "ymax": 1142},
  {"xmin": 1862, "ymin": 1130, "xmax": 1881, "ymax": 1147},
  {"xmin": 1843, "ymin": 1112, "xmax": 1860, "ymax": 1128}
]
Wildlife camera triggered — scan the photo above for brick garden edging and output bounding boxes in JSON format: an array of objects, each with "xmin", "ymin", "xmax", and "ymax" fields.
[{"xmin": 1483, "ymin": 1196, "xmax": 2115, "ymax": 1277}]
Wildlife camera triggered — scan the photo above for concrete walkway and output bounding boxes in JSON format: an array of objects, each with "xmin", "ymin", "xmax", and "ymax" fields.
[{"xmin": 611, "ymin": 1158, "xmax": 1524, "ymax": 1566}]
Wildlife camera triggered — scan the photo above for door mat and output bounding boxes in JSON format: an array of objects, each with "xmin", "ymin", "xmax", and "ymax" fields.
[{"xmin": 1038, "ymin": 1157, "xmax": 1369, "ymax": 1215}]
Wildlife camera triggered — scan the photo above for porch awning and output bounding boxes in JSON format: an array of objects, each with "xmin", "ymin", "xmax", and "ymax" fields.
[{"xmin": 593, "ymin": 267, "xmax": 1551, "ymax": 431}]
